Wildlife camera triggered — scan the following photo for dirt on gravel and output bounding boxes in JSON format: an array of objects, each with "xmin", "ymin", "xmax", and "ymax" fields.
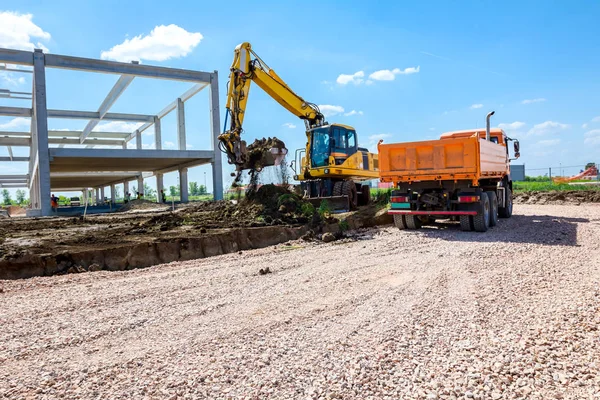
[
  {"xmin": 0, "ymin": 184, "xmax": 322, "ymax": 278},
  {"xmin": 515, "ymin": 190, "xmax": 600, "ymax": 204},
  {"xmin": 1, "ymin": 204, "xmax": 599, "ymax": 399}
]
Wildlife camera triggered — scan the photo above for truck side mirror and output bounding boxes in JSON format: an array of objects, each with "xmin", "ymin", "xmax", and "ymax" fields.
[{"xmin": 514, "ymin": 140, "xmax": 520, "ymax": 159}]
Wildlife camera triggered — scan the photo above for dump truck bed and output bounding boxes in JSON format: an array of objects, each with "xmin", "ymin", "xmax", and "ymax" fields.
[{"xmin": 378, "ymin": 134, "xmax": 507, "ymax": 184}]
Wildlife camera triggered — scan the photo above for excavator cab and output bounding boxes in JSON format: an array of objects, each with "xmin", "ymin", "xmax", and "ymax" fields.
[{"xmin": 309, "ymin": 124, "xmax": 357, "ymax": 168}]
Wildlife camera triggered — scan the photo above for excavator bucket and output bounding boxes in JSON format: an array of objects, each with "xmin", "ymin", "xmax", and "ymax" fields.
[
  {"xmin": 237, "ymin": 137, "xmax": 288, "ymax": 171},
  {"xmin": 306, "ymin": 195, "xmax": 350, "ymax": 213}
]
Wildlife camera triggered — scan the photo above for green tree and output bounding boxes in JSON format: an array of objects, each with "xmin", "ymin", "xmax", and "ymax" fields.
[
  {"xmin": 2, "ymin": 189, "xmax": 11, "ymax": 205},
  {"xmin": 15, "ymin": 189, "xmax": 26, "ymax": 205},
  {"xmin": 169, "ymin": 185, "xmax": 180, "ymax": 197},
  {"xmin": 114, "ymin": 186, "xmax": 121, "ymax": 199},
  {"xmin": 143, "ymin": 183, "xmax": 156, "ymax": 199},
  {"xmin": 189, "ymin": 181, "xmax": 199, "ymax": 196},
  {"xmin": 198, "ymin": 184, "xmax": 207, "ymax": 195}
]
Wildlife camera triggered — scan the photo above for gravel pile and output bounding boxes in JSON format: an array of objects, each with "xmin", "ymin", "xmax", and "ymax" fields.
[{"xmin": 1, "ymin": 204, "xmax": 599, "ymax": 399}]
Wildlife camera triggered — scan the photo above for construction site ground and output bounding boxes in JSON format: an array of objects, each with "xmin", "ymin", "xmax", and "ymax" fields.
[{"xmin": 1, "ymin": 202, "xmax": 599, "ymax": 399}]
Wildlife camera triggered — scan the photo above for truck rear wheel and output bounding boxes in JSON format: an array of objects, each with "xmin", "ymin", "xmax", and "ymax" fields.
[
  {"xmin": 393, "ymin": 214, "xmax": 407, "ymax": 229},
  {"xmin": 473, "ymin": 192, "xmax": 490, "ymax": 232},
  {"xmin": 460, "ymin": 215, "xmax": 473, "ymax": 231},
  {"xmin": 405, "ymin": 215, "xmax": 422, "ymax": 229},
  {"xmin": 498, "ymin": 188, "xmax": 513, "ymax": 218},
  {"xmin": 486, "ymin": 191, "xmax": 498, "ymax": 227}
]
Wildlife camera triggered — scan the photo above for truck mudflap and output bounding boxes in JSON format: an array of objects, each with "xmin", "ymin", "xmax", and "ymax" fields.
[
  {"xmin": 306, "ymin": 195, "xmax": 350, "ymax": 212},
  {"xmin": 388, "ymin": 210, "xmax": 478, "ymax": 216}
]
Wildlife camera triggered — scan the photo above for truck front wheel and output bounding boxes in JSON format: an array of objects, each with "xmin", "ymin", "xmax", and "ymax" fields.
[
  {"xmin": 498, "ymin": 188, "xmax": 513, "ymax": 218},
  {"xmin": 473, "ymin": 193, "xmax": 490, "ymax": 232},
  {"xmin": 486, "ymin": 191, "xmax": 499, "ymax": 227}
]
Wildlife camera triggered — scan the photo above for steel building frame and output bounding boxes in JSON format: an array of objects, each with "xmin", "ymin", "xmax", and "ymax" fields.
[{"xmin": 0, "ymin": 47, "xmax": 223, "ymax": 216}]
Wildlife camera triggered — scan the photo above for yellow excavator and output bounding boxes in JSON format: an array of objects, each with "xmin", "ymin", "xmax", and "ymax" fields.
[{"xmin": 218, "ymin": 42, "xmax": 379, "ymax": 210}]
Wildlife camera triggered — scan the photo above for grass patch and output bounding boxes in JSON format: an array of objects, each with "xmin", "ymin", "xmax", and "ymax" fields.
[{"xmin": 514, "ymin": 181, "xmax": 600, "ymax": 192}]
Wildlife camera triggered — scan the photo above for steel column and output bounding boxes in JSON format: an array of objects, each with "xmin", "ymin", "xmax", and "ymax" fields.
[
  {"xmin": 209, "ymin": 71, "xmax": 223, "ymax": 199},
  {"xmin": 156, "ymin": 173, "xmax": 164, "ymax": 203},
  {"xmin": 32, "ymin": 49, "xmax": 52, "ymax": 216},
  {"xmin": 154, "ymin": 117, "xmax": 162, "ymax": 150},
  {"xmin": 111, "ymin": 184, "xmax": 116, "ymax": 204},
  {"xmin": 179, "ymin": 167, "xmax": 189, "ymax": 203},
  {"xmin": 176, "ymin": 98, "xmax": 186, "ymax": 150}
]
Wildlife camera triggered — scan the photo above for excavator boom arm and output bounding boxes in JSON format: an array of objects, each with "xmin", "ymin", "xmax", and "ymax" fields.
[{"xmin": 219, "ymin": 42, "xmax": 324, "ymax": 170}]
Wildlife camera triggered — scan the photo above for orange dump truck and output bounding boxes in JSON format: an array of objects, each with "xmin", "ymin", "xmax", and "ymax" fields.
[{"xmin": 378, "ymin": 112, "xmax": 520, "ymax": 232}]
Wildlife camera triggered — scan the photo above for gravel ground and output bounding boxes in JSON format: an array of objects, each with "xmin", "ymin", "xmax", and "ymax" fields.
[{"xmin": 1, "ymin": 204, "xmax": 599, "ymax": 399}]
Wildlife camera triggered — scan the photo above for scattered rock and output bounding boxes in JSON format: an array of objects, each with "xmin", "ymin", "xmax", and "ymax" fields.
[
  {"xmin": 88, "ymin": 263, "xmax": 102, "ymax": 272},
  {"xmin": 258, "ymin": 267, "xmax": 271, "ymax": 275},
  {"xmin": 322, "ymin": 232, "xmax": 336, "ymax": 243}
]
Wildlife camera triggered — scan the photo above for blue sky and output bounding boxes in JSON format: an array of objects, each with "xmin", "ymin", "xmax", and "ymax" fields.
[{"xmin": 2, "ymin": 0, "xmax": 600, "ymax": 197}]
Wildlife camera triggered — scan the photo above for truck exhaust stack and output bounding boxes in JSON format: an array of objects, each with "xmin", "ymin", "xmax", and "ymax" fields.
[{"xmin": 486, "ymin": 111, "xmax": 495, "ymax": 142}]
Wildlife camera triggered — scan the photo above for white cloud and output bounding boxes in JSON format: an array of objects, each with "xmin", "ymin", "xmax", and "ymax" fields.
[
  {"xmin": 336, "ymin": 71, "xmax": 364, "ymax": 85},
  {"xmin": 470, "ymin": 104, "xmax": 483, "ymax": 109},
  {"xmin": 368, "ymin": 133, "xmax": 392, "ymax": 141},
  {"xmin": 521, "ymin": 98, "xmax": 546, "ymax": 104},
  {"xmin": 537, "ymin": 139, "xmax": 560, "ymax": 147},
  {"xmin": 365, "ymin": 80, "xmax": 373, "ymax": 85},
  {"xmin": 498, "ymin": 121, "xmax": 526, "ymax": 131},
  {"xmin": 582, "ymin": 123, "xmax": 589, "ymax": 129},
  {"xmin": 0, "ymin": 11, "xmax": 51, "ymax": 51},
  {"xmin": 142, "ymin": 143, "xmax": 155, "ymax": 150},
  {"xmin": 163, "ymin": 141, "xmax": 176, "ymax": 149},
  {"xmin": 318, "ymin": 105, "xmax": 344, "ymax": 117},
  {"xmin": 282, "ymin": 122, "xmax": 297, "ymax": 129},
  {"xmin": 1, "ymin": 74, "xmax": 27, "ymax": 87},
  {"xmin": 592, "ymin": 116, "xmax": 600, "ymax": 123},
  {"xmin": 0, "ymin": 117, "xmax": 30, "ymax": 130},
  {"xmin": 100, "ymin": 24, "xmax": 202, "ymax": 62},
  {"xmin": 368, "ymin": 66, "xmax": 420, "ymax": 81},
  {"xmin": 93, "ymin": 121, "xmax": 143, "ymax": 133},
  {"xmin": 367, "ymin": 133, "xmax": 392, "ymax": 153},
  {"xmin": 584, "ymin": 129, "xmax": 600, "ymax": 146},
  {"xmin": 527, "ymin": 121, "xmax": 569, "ymax": 136},
  {"xmin": 344, "ymin": 110, "xmax": 363, "ymax": 117},
  {"xmin": 186, "ymin": 144, "xmax": 193, "ymax": 149}
]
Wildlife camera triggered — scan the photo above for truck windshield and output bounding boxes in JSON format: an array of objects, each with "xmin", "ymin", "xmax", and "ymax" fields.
[{"xmin": 311, "ymin": 128, "xmax": 330, "ymax": 167}]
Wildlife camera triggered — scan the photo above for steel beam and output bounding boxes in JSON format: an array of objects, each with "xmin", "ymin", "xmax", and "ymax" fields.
[
  {"xmin": 0, "ymin": 156, "xmax": 28, "ymax": 162},
  {"xmin": 44, "ymin": 53, "xmax": 212, "ymax": 83},
  {"xmin": 47, "ymin": 109, "xmax": 154, "ymax": 122},
  {"xmin": 80, "ymin": 74, "xmax": 135, "ymax": 143},
  {"xmin": 7, "ymin": 145, "xmax": 13, "ymax": 161},
  {"xmin": 0, "ymin": 48, "xmax": 34, "ymax": 65},
  {"xmin": 0, "ymin": 137, "xmax": 124, "ymax": 147},
  {"xmin": 0, "ymin": 175, "xmax": 28, "ymax": 180},
  {"xmin": 0, "ymin": 183, "xmax": 27, "ymax": 188},
  {"xmin": 0, "ymin": 106, "xmax": 31, "ymax": 117}
]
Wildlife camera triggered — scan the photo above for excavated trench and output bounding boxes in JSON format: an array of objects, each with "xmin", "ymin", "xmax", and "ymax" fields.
[{"xmin": 0, "ymin": 225, "xmax": 308, "ymax": 280}]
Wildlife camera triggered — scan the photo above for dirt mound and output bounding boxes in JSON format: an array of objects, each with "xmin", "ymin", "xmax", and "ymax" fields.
[
  {"xmin": 514, "ymin": 190, "xmax": 600, "ymax": 204},
  {"xmin": 6, "ymin": 206, "xmax": 26, "ymax": 217},
  {"xmin": 118, "ymin": 199, "xmax": 167, "ymax": 212}
]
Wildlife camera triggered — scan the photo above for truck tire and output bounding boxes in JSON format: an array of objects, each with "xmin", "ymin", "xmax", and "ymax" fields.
[
  {"xmin": 460, "ymin": 215, "xmax": 473, "ymax": 231},
  {"xmin": 473, "ymin": 192, "xmax": 490, "ymax": 232},
  {"xmin": 359, "ymin": 185, "xmax": 371, "ymax": 206},
  {"xmin": 498, "ymin": 188, "xmax": 513, "ymax": 218},
  {"xmin": 486, "ymin": 191, "xmax": 498, "ymax": 227},
  {"xmin": 332, "ymin": 181, "xmax": 343, "ymax": 196},
  {"xmin": 405, "ymin": 215, "xmax": 422, "ymax": 229},
  {"xmin": 393, "ymin": 214, "xmax": 407, "ymax": 229},
  {"xmin": 342, "ymin": 180, "xmax": 358, "ymax": 210}
]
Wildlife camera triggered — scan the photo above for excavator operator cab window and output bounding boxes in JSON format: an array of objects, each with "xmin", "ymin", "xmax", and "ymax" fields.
[
  {"xmin": 310, "ymin": 128, "xmax": 330, "ymax": 167},
  {"xmin": 331, "ymin": 127, "xmax": 358, "ymax": 163}
]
